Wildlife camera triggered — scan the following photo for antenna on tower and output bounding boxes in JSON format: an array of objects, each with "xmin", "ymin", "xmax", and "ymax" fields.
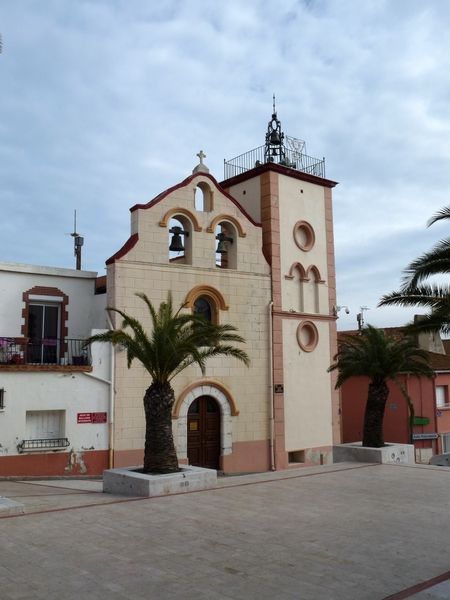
[
  {"xmin": 70, "ymin": 210, "xmax": 84, "ymax": 270},
  {"xmin": 357, "ymin": 306, "xmax": 370, "ymax": 330}
]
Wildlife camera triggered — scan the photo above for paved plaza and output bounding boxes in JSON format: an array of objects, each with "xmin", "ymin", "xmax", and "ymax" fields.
[{"xmin": 1, "ymin": 462, "xmax": 450, "ymax": 599}]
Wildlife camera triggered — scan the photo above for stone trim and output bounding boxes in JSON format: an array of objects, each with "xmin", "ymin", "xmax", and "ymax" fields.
[
  {"xmin": 21, "ymin": 287, "xmax": 69, "ymax": 356},
  {"xmin": 284, "ymin": 262, "xmax": 324, "ymax": 283},
  {"xmin": 184, "ymin": 286, "xmax": 229, "ymax": 312},
  {"xmin": 293, "ymin": 220, "xmax": 315, "ymax": 251},
  {"xmin": 158, "ymin": 207, "xmax": 202, "ymax": 232},
  {"xmin": 206, "ymin": 214, "xmax": 247, "ymax": 237},
  {"xmin": 324, "ymin": 187, "xmax": 341, "ymax": 445},
  {"xmin": 296, "ymin": 321, "xmax": 319, "ymax": 352}
]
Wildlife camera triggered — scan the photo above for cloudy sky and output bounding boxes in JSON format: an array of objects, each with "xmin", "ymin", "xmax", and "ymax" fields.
[{"xmin": 1, "ymin": 0, "xmax": 449, "ymax": 330}]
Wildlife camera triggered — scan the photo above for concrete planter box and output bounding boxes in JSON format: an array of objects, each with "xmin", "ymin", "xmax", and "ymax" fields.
[
  {"xmin": 103, "ymin": 465, "xmax": 217, "ymax": 497},
  {"xmin": 333, "ymin": 442, "xmax": 415, "ymax": 465}
]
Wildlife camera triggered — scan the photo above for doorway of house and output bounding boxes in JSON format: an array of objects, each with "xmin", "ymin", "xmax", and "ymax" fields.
[{"xmin": 187, "ymin": 396, "xmax": 221, "ymax": 469}]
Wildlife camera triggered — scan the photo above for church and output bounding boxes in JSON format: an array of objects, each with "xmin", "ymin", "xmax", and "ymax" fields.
[
  {"xmin": 106, "ymin": 104, "xmax": 341, "ymax": 473},
  {"xmin": 0, "ymin": 104, "xmax": 341, "ymax": 475}
]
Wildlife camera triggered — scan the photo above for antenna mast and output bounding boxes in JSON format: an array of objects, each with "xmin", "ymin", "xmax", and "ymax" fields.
[{"xmin": 70, "ymin": 210, "xmax": 84, "ymax": 270}]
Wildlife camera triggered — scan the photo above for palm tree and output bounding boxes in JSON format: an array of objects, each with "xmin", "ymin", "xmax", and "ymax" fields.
[
  {"xmin": 88, "ymin": 292, "xmax": 249, "ymax": 474},
  {"xmin": 328, "ymin": 326, "xmax": 433, "ymax": 448},
  {"xmin": 379, "ymin": 205, "xmax": 450, "ymax": 334}
]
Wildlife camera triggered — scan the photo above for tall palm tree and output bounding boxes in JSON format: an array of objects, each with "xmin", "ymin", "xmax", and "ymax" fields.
[
  {"xmin": 328, "ymin": 326, "xmax": 433, "ymax": 448},
  {"xmin": 379, "ymin": 205, "xmax": 450, "ymax": 334},
  {"xmin": 88, "ymin": 292, "xmax": 249, "ymax": 474}
]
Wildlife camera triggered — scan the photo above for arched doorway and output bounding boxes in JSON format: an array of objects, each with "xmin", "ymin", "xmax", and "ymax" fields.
[{"xmin": 187, "ymin": 396, "xmax": 221, "ymax": 469}]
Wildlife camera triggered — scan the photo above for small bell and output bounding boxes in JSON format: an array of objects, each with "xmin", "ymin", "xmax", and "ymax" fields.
[
  {"xmin": 216, "ymin": 232, "xmax": 233, "ymax": 254},
  {"xmin": 169, "ymin": 226, "xmax": 187, "ymax": 252}
]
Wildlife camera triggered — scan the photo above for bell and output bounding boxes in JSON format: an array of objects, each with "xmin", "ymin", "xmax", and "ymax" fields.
[
  {"xmin": 270, "ymin": 130, "xmax": 281, "ymax": 145},
  {"xmin": 216, "ymin": 232, "xmax": 233, "ymax": 254},
  {"xmin": 169, "ymin": 226, "xmax": 185, "ymax": 252}
]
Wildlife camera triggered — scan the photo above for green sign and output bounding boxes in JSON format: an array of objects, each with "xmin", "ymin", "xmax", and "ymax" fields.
[{"xmin": 413, "ymin": 416, "xmax": 430, "ymax": 426}]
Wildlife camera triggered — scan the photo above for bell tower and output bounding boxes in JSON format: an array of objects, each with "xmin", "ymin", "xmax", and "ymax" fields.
[
  {"xmin": 221, "ymin": 101, "xmax": 341, "ymax": 469},
  {"xmin": 264, "ymin": 95, "xmax": 286, "ymax": 164}
]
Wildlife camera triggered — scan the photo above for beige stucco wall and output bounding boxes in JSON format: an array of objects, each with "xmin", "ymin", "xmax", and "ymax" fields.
[
  {"xmin": 127, "ymin": 174, "xmax": 267, "ymax": 274},
  {"xmin": 223, "ymin": 177, "xmax": 262, "ymax": 223},
  {"xmin": 282, "ymin": 318, "xmax": 333, "ymax": 450},
  {"xmin": 276, "ymin": 173, "xmax": 335, "ymax": 452},
  {"xmin": 278, "ymin": 176, "xmax": 329, "ymax": 315},
  {"xmin": 108, "ymin": 173, "xmax": 272, "ymax": 457}
]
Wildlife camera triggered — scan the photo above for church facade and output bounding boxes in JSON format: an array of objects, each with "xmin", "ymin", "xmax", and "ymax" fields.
[{"xmin": 106, "ymin": 108, "xmax": 341, "ymax": 473}]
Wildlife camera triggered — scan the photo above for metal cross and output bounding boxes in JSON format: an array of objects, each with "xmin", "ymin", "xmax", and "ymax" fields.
[{"xmin": 197, "ymin": 150, "xmax": 206, "ymax": 164}]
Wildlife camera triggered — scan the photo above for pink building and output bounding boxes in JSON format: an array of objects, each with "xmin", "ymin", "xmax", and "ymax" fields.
[{"xmin": 339, "ymin": 328, "xmax": 450, "ymax": 463}]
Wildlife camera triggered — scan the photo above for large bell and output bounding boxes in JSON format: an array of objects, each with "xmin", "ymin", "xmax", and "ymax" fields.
[{"xmin": 169, "ymin": 226, "xmax": 185, "ymax": 252}]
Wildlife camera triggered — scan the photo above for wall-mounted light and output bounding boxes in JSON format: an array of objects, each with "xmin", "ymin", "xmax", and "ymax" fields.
[{"xmin": 333, "ymin": 305, "xmax": 350, "ymax": 317}]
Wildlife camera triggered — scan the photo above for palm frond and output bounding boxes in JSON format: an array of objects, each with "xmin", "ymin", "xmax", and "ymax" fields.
[
  {"xmin": 379, "ymin": 284, "xmax": 450, "ymax": 307},
  {"xmin": 400, "ymin": 239, "xmax": 450, "ymax": 288},
  {"xmin": 329, "ymin": 325, "xmax": 433, "ymax": 389},
  {"xmin": 87, "ymin": 291, "xmax": 250, "ymax": 384},
  {"xmin": 427, "ymin": 205, "xmax": 450, "ymax": 227}
]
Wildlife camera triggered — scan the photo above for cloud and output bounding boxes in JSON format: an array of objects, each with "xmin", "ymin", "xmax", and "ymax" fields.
[{"xmin": 0, "ymin": 0, "xmax": 449, "ymax": 328}]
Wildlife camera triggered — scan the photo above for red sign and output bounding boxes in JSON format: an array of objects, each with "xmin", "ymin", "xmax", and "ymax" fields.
[{"xmin": 77, "ymin": 412, "xmax": 107, "ymax": 424}]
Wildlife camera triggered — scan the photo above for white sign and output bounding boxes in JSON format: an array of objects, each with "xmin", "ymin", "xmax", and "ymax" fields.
[{"xmin": 412, "ymin": 433, "xmax": 438, "ymax": 441}]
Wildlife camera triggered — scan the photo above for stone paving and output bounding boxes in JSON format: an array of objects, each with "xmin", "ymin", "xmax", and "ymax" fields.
[{"xmin": 1, "ymin": 462, "xmax": 450, "ymax": 599}]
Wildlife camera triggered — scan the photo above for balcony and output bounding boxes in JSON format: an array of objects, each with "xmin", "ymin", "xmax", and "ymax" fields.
[
  {"xmin": 223, "ymin": 142, "xmax": 326, "ymax": 181},
  {"xmin": 0, "ymin": 337, "xmax": 91, "ymax": 368}
]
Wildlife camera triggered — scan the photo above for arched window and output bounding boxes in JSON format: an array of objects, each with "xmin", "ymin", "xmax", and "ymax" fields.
[
  {"xmin": 185, "ymin": 286, "xmax": 228, "ymax": 325},
  {"xmin": 194, "ymin": 296, "xmax": 213, "ymax": 322}
]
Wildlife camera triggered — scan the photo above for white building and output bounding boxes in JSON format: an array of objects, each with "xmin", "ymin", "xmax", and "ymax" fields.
[{"xmin": 0, "ymin": 262, "xmax": 111, "ymax": 476}]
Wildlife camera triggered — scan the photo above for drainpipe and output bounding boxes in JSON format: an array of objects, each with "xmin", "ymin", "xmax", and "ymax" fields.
[{"xmin": 268, "ymin": 301, "xmax": 275, "ymax": 471}]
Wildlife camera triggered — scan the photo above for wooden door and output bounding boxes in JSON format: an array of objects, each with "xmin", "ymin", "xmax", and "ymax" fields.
[{"xmin": 187, "ymin": 396, "xmax": 221, "ymax": 469}]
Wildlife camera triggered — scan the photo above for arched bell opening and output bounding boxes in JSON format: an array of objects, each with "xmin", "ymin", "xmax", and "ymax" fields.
[
  {"xmin": 215, "ymin": 221, "xmax": 237, "ymax": 269},
  {"xmin": 168, "ymin": 215, "xmax": 192, "ymax": 264},
  {"xmin": 194, "ymin": 182, "xmax": 213, "ymax": 212}
]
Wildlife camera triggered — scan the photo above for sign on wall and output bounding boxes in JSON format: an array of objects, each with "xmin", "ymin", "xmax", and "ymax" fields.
[
  {"xmin": 412, "ymin": 432, "xmax": 438, "ymax": 441},
  {"xmin": 77, "ymin": 412, "xmax": 108, "ymax": 424}
]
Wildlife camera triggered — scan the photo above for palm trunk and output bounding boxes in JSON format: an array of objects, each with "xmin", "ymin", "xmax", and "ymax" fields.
[
  {"xmin": 362, "ymin": 380, "xmax": 389, "ymax": 448},
  {"xmin": 143, "ymin": 382, "xmax": 180, "ymax": 474}
]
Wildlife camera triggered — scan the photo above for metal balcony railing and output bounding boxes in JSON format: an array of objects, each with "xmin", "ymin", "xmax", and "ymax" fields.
[
  {"xmin": 223, "ymin": 144, "xmax": 326, "ymax": 180},
  {"xmin": 0, "ymin": 337, "xmax": 91, "ymax": 366},
  {"xmin": 17, "ymin": 438, "xmax": 70, "ymax": 452}
]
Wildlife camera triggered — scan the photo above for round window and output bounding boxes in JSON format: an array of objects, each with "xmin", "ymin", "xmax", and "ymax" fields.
[
  {"xmin": 296, "ymin": 321, "xmax": 318, "ymax": 352},
  {"xmin": 293, "ymin": 221, "xmax": 315, "ymax": 251}
]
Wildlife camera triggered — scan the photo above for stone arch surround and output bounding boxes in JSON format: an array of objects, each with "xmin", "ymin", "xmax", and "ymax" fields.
[{"xmin": 173, "ymin": 381, "xmax": 238, "ymax": 462}]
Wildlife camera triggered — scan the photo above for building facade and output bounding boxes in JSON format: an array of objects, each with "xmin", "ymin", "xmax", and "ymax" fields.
[
  {"xmin": 106, "ymin": 109, "xmax": 341, "ymax": 473},
  {"xmin": 0, "ymin": 262, "xmax": 111, "ymax": 476},
  {"xmin": 339, "ymin": 327, "xmax": 450, "ymax": 463}
]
